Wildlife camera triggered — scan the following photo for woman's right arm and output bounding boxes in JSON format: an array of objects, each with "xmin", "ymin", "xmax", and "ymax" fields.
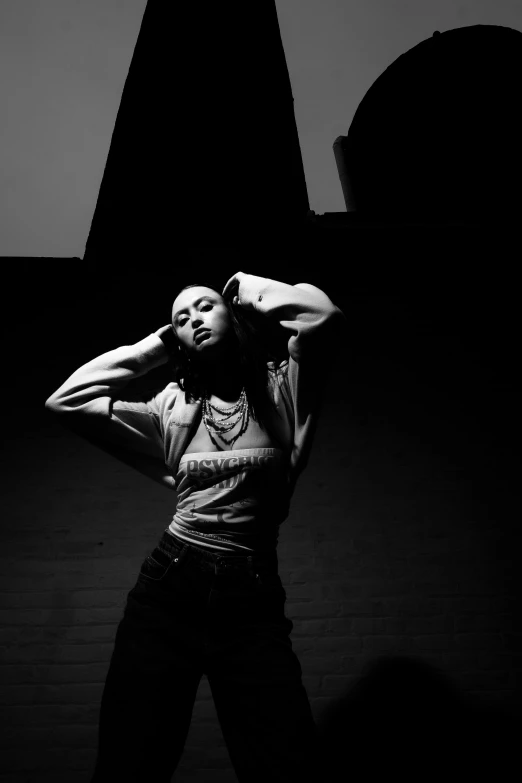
[{"xmin": 44, "ymin": 326, "xmax": 178, "ymax": 490}]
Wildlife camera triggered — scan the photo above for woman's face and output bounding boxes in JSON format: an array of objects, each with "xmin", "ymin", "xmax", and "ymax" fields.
[{"xmin": 171, "ymin": 286, "xmax": 233, "ymax": 358}]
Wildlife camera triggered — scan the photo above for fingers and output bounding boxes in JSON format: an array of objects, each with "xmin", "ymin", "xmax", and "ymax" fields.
[
  {"xmin": 221, "ymin": 274, "xmax": 235, "ymax": 300},
  {"xmin": 222, "ymin": 271, "xmax": 243, "ymax": 301}
]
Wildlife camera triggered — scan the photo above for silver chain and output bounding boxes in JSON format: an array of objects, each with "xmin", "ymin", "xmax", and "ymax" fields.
[{"xmin": 201, "ymin": 387, "xmax": 249, "ymax": 448}]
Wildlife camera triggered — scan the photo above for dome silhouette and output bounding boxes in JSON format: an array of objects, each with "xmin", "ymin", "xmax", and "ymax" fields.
[{"xmin": 339, "ymin": 25, "xmax": 522, "ymax": 218}]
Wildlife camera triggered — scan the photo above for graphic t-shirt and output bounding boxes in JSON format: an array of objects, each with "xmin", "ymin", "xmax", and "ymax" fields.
[{"xmin": 167, "ymin": 448, "xmax": 291, "ymax": 553}]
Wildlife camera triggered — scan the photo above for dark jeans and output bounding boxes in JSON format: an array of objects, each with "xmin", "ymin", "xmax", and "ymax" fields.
[{"xmin": 90, "ymin": 529, "xmax": 322, "ymax": 782}]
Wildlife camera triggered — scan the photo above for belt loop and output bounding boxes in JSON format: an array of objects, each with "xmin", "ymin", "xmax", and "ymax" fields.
[
  {"xmin": 163, "ymin": 532, "xmax": 188, "ymax": 565},
  {"xmin": 176, "ymin": 543, "xmax": 189, "ymax": 564}
]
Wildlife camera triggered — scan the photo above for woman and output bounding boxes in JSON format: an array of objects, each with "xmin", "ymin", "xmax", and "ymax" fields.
[{"xmin": 45, "ymin": 271, "xmax": 346, "ymax": 783}]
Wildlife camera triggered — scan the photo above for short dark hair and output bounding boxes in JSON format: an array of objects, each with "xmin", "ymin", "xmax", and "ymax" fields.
[{"xmin": 169, "ymin": 282, "xmax": 288, "ymax": 429}]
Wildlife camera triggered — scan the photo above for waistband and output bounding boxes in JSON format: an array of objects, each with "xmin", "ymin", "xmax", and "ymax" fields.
[{"xmin": 158, "ymin": 528, "xmax": 279, "ymax": 575}]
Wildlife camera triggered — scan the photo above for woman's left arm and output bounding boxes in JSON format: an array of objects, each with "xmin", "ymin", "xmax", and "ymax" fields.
[
  {"xmin": 222, "ymin": 271, "xmax": 346, "ymax": 362},
  {"xmin": 223, "ymin": 272, "xmax": 347, "ymax": 491}
]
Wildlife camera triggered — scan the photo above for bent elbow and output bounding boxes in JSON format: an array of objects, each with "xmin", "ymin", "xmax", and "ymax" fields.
[
  {"xmin": 326, "ymin": 306, "xmax": 347, "ymax": 333},
  {"xmin": 45, "ymin": 394, "xmax": 65, "ymax": 413}
]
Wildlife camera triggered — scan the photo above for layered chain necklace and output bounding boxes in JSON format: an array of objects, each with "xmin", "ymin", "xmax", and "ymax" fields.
[{"xmin": 201, "ymin": 387, "xmax": 250, "ymax": 448}]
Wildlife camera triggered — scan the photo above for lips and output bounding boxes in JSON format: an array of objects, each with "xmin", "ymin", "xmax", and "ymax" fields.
[{"xmin": 194, "ymin": 329, "xmax": 211, "ymax": 344}]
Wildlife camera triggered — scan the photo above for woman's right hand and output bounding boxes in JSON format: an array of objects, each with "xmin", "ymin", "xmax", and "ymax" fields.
[
  {"xmin": 155, "ymin": 324, "xmax": 178, "ymax": 355},
  {"xmin": 155, "ymin": 324, "xmax": 174, "ymax": 338}
]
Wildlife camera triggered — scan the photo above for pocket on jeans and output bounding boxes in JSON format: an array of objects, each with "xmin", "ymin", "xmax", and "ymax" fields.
[{"xmin": 138, "ymin": 546, "xmax": 176, "ymax": 583}]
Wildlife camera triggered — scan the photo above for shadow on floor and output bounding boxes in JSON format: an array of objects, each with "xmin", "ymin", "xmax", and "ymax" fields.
[{"xmin": 316, "ymin": 655, "xmax": 519, "ymax": 782}]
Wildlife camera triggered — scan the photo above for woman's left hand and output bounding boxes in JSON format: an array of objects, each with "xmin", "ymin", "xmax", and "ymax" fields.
[{"xmin": 222, "ymin": 271, "xmax": 253, "ymax": 308}]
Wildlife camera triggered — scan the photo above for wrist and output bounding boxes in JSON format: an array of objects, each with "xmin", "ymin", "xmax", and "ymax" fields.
[{"xmin": 155, "ymin": 325, "xmax": 178, "ymax": 356}]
